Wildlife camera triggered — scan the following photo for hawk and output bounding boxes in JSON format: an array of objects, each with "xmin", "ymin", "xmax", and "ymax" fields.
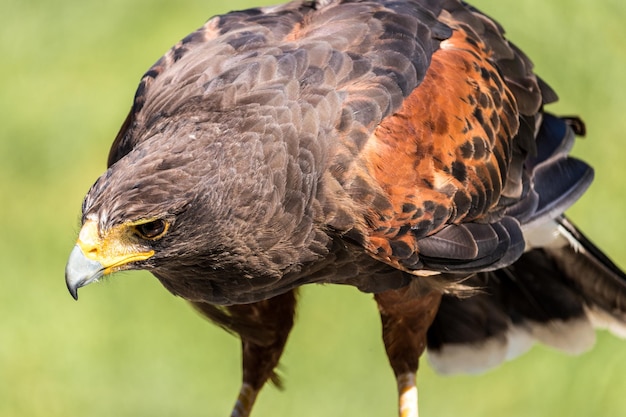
[{"xmin": 65, "ymin": 0, "xmax": 626, "ymax": 416}]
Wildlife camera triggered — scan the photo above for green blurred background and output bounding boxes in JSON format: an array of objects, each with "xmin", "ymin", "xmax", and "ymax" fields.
[{"xmin": 2, "ymin": 0, "xmax": 626, "ymax": 416}]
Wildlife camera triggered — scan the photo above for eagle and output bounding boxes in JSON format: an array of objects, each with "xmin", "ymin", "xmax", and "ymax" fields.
[{"xmin": 65, "ymin": 1, "xmax": 626, "ymax": 416}]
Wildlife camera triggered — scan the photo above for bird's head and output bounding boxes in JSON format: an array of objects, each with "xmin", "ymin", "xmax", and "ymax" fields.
[
  {"xmin": 65, "ymin": 124, "xmax": 206, "ymax": 300},
  {"xmin": 65, "ymin": 115, "xmax": 325, "ymax": 303}
]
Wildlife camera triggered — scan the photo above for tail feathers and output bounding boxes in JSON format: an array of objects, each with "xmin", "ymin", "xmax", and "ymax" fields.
[
  {"xmin": 426, "ymin": 217, "xmax": 626, "ymax": 375},
  {"xmin": 548, "ymin": 217, "xmax": 626, "ymax": 336}
]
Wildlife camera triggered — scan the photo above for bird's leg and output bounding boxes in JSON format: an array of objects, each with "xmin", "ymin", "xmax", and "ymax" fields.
[
  {"xmin": 229, "ymin": 290, "xmax": 297, "ymax": 417},
  {"xmin": 192, "ymin": 290, "xmax": 297, "ymax": 417},
  {"xmin": 375, "ymin": 285, "xmax": 441, "ymax": 417},
  {"xmin": 230, "ymin": 382, "xmax": 257, "ymax": 417}
]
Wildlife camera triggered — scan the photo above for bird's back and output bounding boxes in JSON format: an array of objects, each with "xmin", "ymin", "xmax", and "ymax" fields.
[
  {"xmin": 106, "ymin": 1, "xmax": 587, "ymax": 288},
  {"xmin": 66, "ymin": 1, "xmax": 626, "ymax": 415}
]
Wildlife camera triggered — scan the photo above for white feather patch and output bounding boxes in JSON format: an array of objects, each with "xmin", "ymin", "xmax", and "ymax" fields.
[
  {"xmin": 522, "ymin": 219, "xmax": 568, "ymax": 251},
  {"xmin": 427, "ymin": 316, "xmax": 596, "ymax": 375},
  {"xmin": 586, "ymin": 306, "xmax": 626, "ymax": 339},
  {"xmin": 503, "ymin": 325, "xmax": 535, "ymax": 361},
  {"xmin": 527, "ymin": 317, "xmax": 596, "ymax": 354},
  {"xmin": 427, "ymin": 335, "xmax": 509, "ymax": 375}
]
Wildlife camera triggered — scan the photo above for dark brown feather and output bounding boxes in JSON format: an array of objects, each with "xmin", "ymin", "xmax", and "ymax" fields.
[{"xmin": 71, "ymin": 1, "xmax": 626, "ymax": 415}]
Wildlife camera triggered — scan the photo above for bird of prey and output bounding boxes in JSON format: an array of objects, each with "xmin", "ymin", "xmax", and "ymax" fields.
[{"xmin": 65, "ymin": 0, "xmax": 626, "ymax": 416}]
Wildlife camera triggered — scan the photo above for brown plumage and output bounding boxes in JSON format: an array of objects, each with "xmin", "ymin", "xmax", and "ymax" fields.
[{"xmin": 65, "ymin": 1, "xmax": 626, "ymax": 416}]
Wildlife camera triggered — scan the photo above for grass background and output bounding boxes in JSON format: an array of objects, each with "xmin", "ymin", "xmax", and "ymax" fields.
[{"xmin": 1, "ymin": 0, "xmax": 626, "ymax": 416}]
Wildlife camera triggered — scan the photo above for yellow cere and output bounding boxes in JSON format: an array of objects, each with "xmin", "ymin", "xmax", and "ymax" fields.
[{"xmin": 77, "ymin": 219, "xmax": 155, "ymax": 274}]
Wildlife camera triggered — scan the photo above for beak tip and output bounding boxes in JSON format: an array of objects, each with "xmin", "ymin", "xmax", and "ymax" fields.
[
  {"xmin": 65, "ymin": 244, "xmax": 103, "ymax": 301},
  {"xmin": 65, "ymin": 269, "xmax": 81, "ymax": 300},
  {"xmin": 68, "ymin": 284, "xmax": 79, "ymax": 300}
]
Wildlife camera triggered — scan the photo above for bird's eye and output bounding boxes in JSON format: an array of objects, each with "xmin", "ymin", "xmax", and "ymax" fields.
[{"xmin": 134, "ymin": 219, "xmax": 168, "ymax": 240}]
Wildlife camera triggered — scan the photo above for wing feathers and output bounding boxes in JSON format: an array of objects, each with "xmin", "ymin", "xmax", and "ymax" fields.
[
  {"xmin": 104, "ymin": 0, "xmax": 622, "ymax": 312},
  {"xmin": 416, "ymin": 216, "xmax": 524, "ymax": 273},
  {"xmin": 528, "ymin": 113, "xmax": 576, "ymax": 170},
  {"xmin": 418, "ymin": 224, "xmax": 480, "ymax": 260},
  {"xmin": 530, "ymin": 157, "xmax": 593, "ymax": 223}
]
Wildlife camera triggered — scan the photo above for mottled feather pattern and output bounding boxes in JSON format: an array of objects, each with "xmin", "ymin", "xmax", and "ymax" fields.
[
  {"xmin": 93, "ymin": 0, "xmax": 600, "ymax": 299},
  {"xmin": 351, "ymin": 15, "xmax": 527, "ymax": 274},
  {"xmin": 111, "ymin": 0, "xmax": 449, "ymax": 167},
  {"xmin": 104, "ymin": 0, "xmax": 470, "ymax": 290},
  {"xmin": 67, "ymin": 1, "xmax": 626, "ymax": 415}
]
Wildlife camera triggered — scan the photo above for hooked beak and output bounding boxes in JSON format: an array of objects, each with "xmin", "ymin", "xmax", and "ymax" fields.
[
  {"xmin": 65, "ymin": 219, "xmax": 155, "ymax": 300},
  {"xmin": 65, "ymin": 244, "xmax": 105, "ymax": 300}
]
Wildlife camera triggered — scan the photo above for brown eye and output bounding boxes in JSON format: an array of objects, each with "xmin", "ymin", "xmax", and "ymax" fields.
[{"xmin": 135, "ymin": 219, "xmax": 168, "ymax": 240}]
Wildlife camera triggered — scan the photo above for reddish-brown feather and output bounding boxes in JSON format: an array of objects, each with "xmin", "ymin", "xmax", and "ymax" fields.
[
  {"xmin": 358, "ymin": 24, "xmax": 519, "ymax": 269},
  {"xmin": 68, "ymin": 2, "xmax": 626, "ymax": 417}
]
